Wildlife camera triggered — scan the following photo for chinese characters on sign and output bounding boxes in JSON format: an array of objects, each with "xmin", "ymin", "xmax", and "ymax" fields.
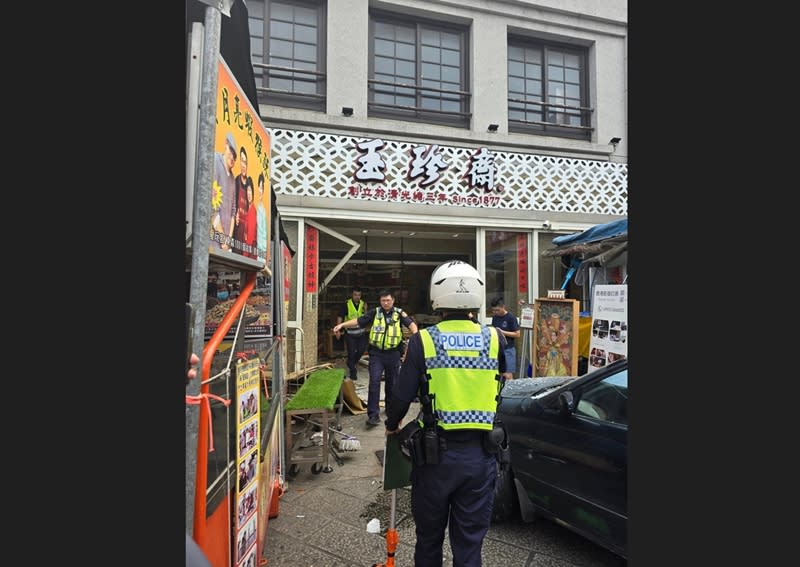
[
  {"xmin": 305, "ymin": 226, "xmax": 318, "ymax": 293},
  {"xmin": 354, "ymin": 139, "xmax": 387, "ymax": 181},
  {"xmin": 517, "ymin": 234, "xmax": 528, "ymax": 293},
  {"xmin": 465, "ymin": 147, "xmax": 500, "ymax": 192},
  {"xmin": 345, "ymin": 185, "xmax": 501, "ymax": 206},
  {"xmin": 408, "ymin": 144, "xmax": 450, "ymax": 186},
  {"xmin": 349, "ymin": 139, "xmax": 503, "ymax": 207},
  {"xmin": 209, "ymin": 57, "xmax": 271, "ymax": 268}
]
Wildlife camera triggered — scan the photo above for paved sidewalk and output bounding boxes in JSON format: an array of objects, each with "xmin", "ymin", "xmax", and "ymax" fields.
[{"xmin": 262, "ymin": 358, "xmax": 626, "ymax": 567}]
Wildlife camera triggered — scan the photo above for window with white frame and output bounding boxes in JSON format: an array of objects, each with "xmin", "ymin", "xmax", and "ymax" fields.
[
  {"xmin": 507, "ymin": 38, "xmax": 592, "ymax": 140},
  {"xmin": 248, "ymin": 0, "xmax": 326, "ymax": 111},
  {"xmin": 369, "ymin": 12, "xmax": 470, "ymax": 127}
]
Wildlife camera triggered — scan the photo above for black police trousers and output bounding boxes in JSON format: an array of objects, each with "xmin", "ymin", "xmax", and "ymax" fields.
[{"xmin": 410, "ymin": 444, "xmax": 496, "ymax": 567}]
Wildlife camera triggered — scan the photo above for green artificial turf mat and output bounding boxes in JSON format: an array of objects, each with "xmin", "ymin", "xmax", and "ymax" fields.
[{"xmin": 285, "ymin": 368, "xmax": 345, "ymax": 411}]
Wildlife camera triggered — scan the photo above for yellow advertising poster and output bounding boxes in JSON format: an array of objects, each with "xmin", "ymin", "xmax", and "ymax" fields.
[
  {"xmin": 210, "ymin": 57, "xmax": 271, "ymax": 269},
  {"xmin": 235, "ymin": 357, "xmax": 261, "ymax": 566}
]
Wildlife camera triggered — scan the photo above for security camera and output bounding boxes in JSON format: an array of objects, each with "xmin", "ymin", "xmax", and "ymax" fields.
[{"xmin": 542, "ymin": 220, "xmax": 552, "ymax": 230}]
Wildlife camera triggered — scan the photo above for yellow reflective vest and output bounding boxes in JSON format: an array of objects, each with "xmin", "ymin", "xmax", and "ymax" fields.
[
  {"xmin": 419, "ymin": 319, "xmax": 501, "ymax": 431},
  {"xmin": 345, "ymin": 299, "xmax": 366, "ymax": 335},
  {"xmin": 346, "ymin": 298, "xmax": 365, "ymax": 320},
  {"xmin": 369, "ymin": 308, "xmax": 404, "ymax": 350}
]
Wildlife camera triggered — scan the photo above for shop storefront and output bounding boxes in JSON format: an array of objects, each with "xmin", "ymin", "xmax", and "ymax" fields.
[{"xmin": 269, "ymin": 128, "xmax": 627, "ymax": 373}]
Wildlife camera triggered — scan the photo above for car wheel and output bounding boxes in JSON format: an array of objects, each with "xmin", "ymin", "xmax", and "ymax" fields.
[{"xmin": 491, "ymin": 462, "xmax": 518, "ymax": 522}]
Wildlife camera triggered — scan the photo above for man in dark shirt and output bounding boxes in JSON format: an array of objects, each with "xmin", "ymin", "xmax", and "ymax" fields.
[
  {"xmin": 333, "ymin": 289, "xmax": 418, "ymax": 426},
  {"xmin": 335, "ymin": 286, "xmax": 368, "ymax": 381},
  {"xmin": 491, "ymin": 297, "xmax": 520, "ymax": 380}
]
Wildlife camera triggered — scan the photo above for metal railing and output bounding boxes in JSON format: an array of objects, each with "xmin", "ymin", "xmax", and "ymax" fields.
[
  {"xmin": 253, "ymin": 62, "xmax": 327, "ymax": 101},
  {"xmin": 368, "ymin": 78, "xmax": 472, "ymax": 124},
  {"xmin": 508, "ymin": 96, "xmax": 594, "ymax": 133}
]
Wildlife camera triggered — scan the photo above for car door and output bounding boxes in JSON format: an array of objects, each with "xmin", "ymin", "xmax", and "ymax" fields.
[{"xmin": 517, "ymin": 366, "xmax": 627, "ymax": 553}]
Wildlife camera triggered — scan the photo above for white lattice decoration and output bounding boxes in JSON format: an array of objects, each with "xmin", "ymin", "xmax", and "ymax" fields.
[{"xmin": 269, "ymin": 129, "xmax": 627, "ymax": 215}]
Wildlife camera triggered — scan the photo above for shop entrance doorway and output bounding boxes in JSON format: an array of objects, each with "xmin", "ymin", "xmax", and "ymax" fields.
[{"xmin": 313, "ymin": 219, "xmax": 476, "ymax": 359}]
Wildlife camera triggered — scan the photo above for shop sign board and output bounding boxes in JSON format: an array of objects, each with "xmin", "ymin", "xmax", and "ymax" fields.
[{"xmin": 209, "ymin": 56, "xmax": 271, "ymax": 270}]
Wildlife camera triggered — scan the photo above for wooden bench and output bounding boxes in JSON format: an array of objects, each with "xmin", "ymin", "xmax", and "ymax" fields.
[{"xmin": 284, "ymin": 368, "xmax": 345, "ymax": 475}]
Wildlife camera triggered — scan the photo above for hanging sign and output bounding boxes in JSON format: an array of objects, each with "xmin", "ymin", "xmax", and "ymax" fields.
[
  {"xmin": 517, "ymin": 234, "xmax": 528, "ymax": 293},
  {"xmin": 305, "ymin": 226, "xmax": 319, "ymax": 293}
]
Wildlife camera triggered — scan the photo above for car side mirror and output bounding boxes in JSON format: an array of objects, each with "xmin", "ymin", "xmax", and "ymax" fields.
[{"xmin": 558, "ymin": 391, "xmax": 575, "ymax": 416}]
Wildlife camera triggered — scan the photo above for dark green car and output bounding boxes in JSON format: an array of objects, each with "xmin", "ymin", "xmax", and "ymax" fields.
[{"xmin": 492, "ymin": 358, "xmax": 628, "ymax": 559}]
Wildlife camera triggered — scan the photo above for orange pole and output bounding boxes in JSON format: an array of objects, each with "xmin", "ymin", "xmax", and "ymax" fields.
[
  {"xmin": 193, "ymin": 272, "xmax": 257, "ymax": 548},
  {"xmin": 372, "ymin": 528, "xmax": 398, "ymax": 567}
]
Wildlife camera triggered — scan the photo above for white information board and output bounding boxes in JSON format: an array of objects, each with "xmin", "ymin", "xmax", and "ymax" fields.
[{"xmin": 588, "ymin": 285, "xmax": 628, "ymax": 373}]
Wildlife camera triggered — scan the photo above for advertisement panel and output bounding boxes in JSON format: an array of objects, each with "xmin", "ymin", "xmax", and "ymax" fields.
[
  {"xmin": 588, "ymin": 284, "xmax": 628, "ymax": 372},
  {"xmin": 235, "ymin": 358, "xmax": 261, "ymax": 566},
  {"xmin": 204, "ymin": 276, "xmax": 272, "ymax": 340},
  {"xmin": 210, "ymin": 57, "xmax": 271, "ymax": 270}
]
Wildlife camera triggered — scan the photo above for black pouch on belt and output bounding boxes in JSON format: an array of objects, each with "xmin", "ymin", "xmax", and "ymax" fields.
[
  {"xmin": 483, "ymin": 426, "xmax": 511, "ymax": 466},
  {"xmin": 399, "ymin": 420, "xmax": 425, "ymax": 465}
]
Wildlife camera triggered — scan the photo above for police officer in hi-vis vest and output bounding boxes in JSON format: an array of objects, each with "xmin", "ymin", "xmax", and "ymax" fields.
[
  {"xmin": 335, "ymin": 286, "xmax": 368, "ymax": 381},
  {"xmin": 333, "ymin": 289, "xmax": 418, "ymax": 427},
  {"xmin": 385, "ymin": 260, "xmax": 507, "ymax": 567}
]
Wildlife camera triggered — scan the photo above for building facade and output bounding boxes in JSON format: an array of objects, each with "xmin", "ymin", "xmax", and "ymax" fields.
[{"xmin": 247, "ymin": 0, "xmax": 627, "ymax": 370}]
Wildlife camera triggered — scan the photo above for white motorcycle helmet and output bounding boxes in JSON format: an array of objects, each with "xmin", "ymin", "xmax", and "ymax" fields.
[{"xmin": 429, "ymin": 260, "xmax": 484, "ymax": 310}]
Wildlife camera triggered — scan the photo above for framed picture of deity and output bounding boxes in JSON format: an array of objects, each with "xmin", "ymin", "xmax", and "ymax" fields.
[{"xmin": 532, "ymin": 298, "xmax": 580, "ymax": 377}]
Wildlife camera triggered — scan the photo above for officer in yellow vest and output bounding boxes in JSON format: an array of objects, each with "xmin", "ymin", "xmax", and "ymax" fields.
[
  {"xmin": 333, "ymin": 289, "xmax": 418, "ymax": 426},
  {"xmin": 335, "ymin": 286, "xmax": 368, "ymax": 381},
  {"xmin": 385, "ymin": 260, "xmax": 507, "ymax": 567}
]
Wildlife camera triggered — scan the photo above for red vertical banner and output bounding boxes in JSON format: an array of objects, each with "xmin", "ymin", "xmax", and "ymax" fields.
[
  {"xmin": 282, "ymin": 243, "xmax": 291, "ymax": 301},
  {"xmin": 305, "ymin": 226, "xmax": 319, "ymax": 293},
  {"xmin": 517, "ymin": 234, "xmax": 528, "ymax": 294}
]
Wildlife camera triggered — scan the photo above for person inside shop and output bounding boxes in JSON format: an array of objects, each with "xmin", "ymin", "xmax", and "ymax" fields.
[
  {"xmin": 491, "ymin": 297, "xmax": 520, "ymax": 380},
  {"xmin": 333, "ymin": 289, "xmax": 418, "ymax": 427},
  {"xmin": 205, "ymin": 281, "xmax": 220, "ymax": 309},
  {"xmin": 209, "ymin": 282, "xmax": 230, "ymax": 308},
  {"xmin": 207, "ymin": 272, "xmax": 218, "ymax": 293},
  {"xmin": 334, "ymin": 286, "xmax": 368, "ymax": 381},
  {"xmin": 384, "ymin": 260, "xmax": 507, "ymax": 567}
]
